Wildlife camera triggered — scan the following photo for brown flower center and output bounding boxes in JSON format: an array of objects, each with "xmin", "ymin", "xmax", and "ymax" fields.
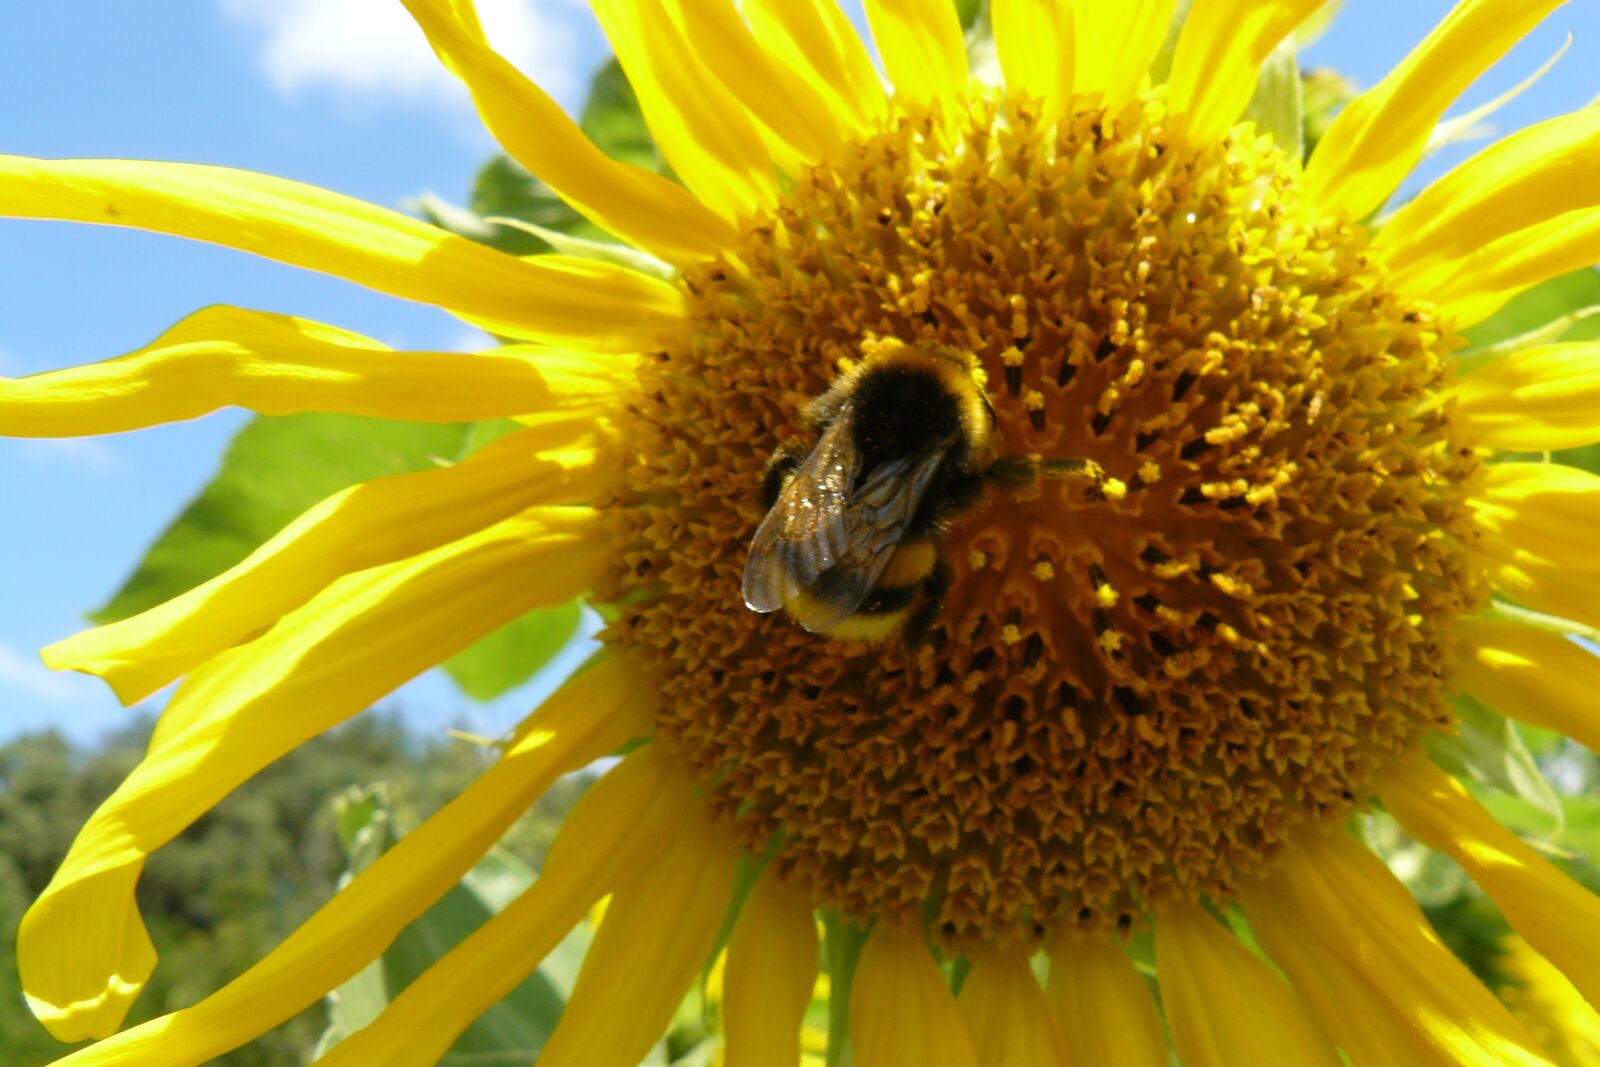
[{"xmin": 599, "ymin": 90, "xmax": 1483, "ymax": 948}]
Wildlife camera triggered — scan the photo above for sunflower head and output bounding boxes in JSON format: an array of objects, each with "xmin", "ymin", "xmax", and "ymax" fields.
[{"xmin": 605, "ymin": 84, "xmax": 1483, "ymax": 947}]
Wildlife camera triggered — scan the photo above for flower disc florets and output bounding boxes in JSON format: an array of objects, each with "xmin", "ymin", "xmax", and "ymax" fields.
[{"xmin": 600, "ymin": 90, "xmax": 1483, "ymax": 947}]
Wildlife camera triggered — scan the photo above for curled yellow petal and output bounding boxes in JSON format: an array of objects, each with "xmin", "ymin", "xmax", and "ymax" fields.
[
  {"xmin": 0, "ymin": 306, "xmax": 626, "ymax": 438},
  {"xmin": 590, "ymin": 0, "xmax": 775, "ymax": 223},
  {"xmin": 1304, "ymin": 0, "xmax": 1568, "ymax": 221},
  {"xmin": 536, "ymin": 801, "xmax": 742, "ymax": 1067},
  {"xmin": 0, "ymin": 154, "xmax": 684, "ymax": 350},
  {"xmin": 1455, "ymin": 617, "xmax": 1600, "ymax": 755},
  {"xmin": 957, "ymin": 945, "xmax": 1070, "ymax": 1067},
  {"xmin": 45, "ymin": 423, "xmax": 602, "ymax": 705},
  {"xmin": 1381, "ymin": 756, "xmax": 1600, "ymax": 1013},
  {"xmin": 316, "ymin": 746, "xmax": 688, "ymax": 1066},
  {"xmin": 20, "ymin": 508, "xmax": 608, "ymax": 1039},
  {"xmin": 24, "ymin": 657, "xmax": 651, "ymax": 1062},
  {"xmin": 1168, "ymin": 0, "xmax": 1325, "ymax": 143},
  {"xmin": 1155, "ymin": 901, "xmax": 1338, "ymax": 1067},
  {"xmin": 397, "ymin": 0, "xmax": 734, "ymax": 263},
  {"xmin": 1454, "ymin": 343, "xmax": 1600, "ymax": 451},
  {"xmin": 743, "ymin": 0, "xmax": 887, "ymax": 134},
  {"xmin": 852, "ymin": 925, "xmax": 979, "ymax": 1067},
  {"xmin": 1046, "ymin": 933, "xmax": 1168, "ymax": 1067},
  {"xmin": 1069, "ymin": 0, "xmax": 1177, "ymax": 111},
  {"xmin": 1378, "ymin": 105, "xmax": 1600, "ymax": 289},
  {"xmin": 864, "ymin": 0, "xmax": 969, "ymax": 106},
  {"xmin": 992, "ymin": 0, "xmax": 1074, "ymax": 107},
  {"xmin": 1429, "ymin": 209, "xmax": 1600, "ymax": 328},
  {"xmin": 1473, "ymin": 462, "xmax": 1600, "ymax": 572},
  {"xmin": 723, "ymin": 869, "xmax": 820, "ymax": 1067},
  {"xmin": 1244, "ymin": 829, "xmax": 1555, "ymax": 1066}
]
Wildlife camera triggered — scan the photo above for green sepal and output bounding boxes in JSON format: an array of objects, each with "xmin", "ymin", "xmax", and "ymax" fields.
[
  {"xmin": 313, "ymin": 783, "xmax": 594, "ymax": 1062},
  {"xmin": 823, "ymin": 911, "xmax": 871, "ymax": 1067},
  {"xmin": 1242, "ymin": 39, "xmax": 1304, "ymax": 161},
  {"xmin": 1427, "ymin": 695, "xmax": 1565, "ymax": 837}
]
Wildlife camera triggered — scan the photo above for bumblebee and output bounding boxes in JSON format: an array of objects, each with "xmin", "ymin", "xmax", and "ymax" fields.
[{"xmin": 742, "ymin": 339, "xmax": 996, "ymax": 642}]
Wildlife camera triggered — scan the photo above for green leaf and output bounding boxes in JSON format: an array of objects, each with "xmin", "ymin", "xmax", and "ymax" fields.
[
  {"xmin": 93, "ymin": 414, "xmax": 475, "ymax": 624},
  {"xmin": 952, "ymin": 0, "xmax": 984, "ymax": 32},
  {"xmin": 1242, "ymin": 39, "xmax": 1304, "ymax": 161},
  {"xmin": 94, "ymin": 410, "xmax": 584, "ymax": 703},
  {"xmin": 441, "ymin": 600, "xmax": 583, "ymax": 701},
  {"xmin": 1460, "ymin": 268, "xmax": 1600, "ymax": 350},
  {"xmin": 580, "ymin": 59, "xmax": 663, "ymax": 172},
  {"xmin": 1427, "ymin": 696, "xmax": 1564, "ymax": 835}
]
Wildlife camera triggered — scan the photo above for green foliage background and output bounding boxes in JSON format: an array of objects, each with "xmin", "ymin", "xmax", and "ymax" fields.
[{"xmin": 0, "ymin": 716, "xmax": 590, "ymax": 1066}]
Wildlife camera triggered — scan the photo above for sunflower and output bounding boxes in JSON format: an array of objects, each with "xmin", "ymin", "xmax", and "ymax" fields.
[{"xmin": 5, "ymin": 0, "xmax": 1600, "ymax": 1064}]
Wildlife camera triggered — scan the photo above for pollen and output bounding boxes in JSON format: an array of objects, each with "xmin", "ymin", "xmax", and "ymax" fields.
[{"xmin": 600, "ymin": 90, "xmax": 1482, "ymax": 949}]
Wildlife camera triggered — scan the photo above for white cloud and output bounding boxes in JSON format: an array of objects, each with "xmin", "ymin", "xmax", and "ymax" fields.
[
  {"xmin": 0, "ymin": 644, "xmax": 82, "ymax": 707},
  {"xmin": 219, "ymin": 0, "xmax": 594, "ymax": 114},
  {"xmin": 14, "ymin": 437, "xmax": 118, "ymax": 473}
]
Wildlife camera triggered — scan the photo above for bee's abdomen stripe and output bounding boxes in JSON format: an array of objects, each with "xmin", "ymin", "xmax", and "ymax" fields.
[{"xmin": 856, "ymin": 585, "xmax": 918, "ymax": 616}]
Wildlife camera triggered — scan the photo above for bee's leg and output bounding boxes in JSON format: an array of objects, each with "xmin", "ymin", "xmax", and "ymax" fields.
[
  {"xmin": 1039, "ymin": 457, "xmax": 1111, "ymax": 498},
  {"xmin": 982, "ymin": 455, "xmax": 1040, "ymax": 492},
  {"xmin": 758, "ymin": 451, "xmax": 803, "ymax": 509},
  {"xmin": 984, "ymin": 456, "xmax": 1114, "ymax": 500},
  {"xmin": 902, "ymin": 557, "xmax": 951, "ymax": 645}
]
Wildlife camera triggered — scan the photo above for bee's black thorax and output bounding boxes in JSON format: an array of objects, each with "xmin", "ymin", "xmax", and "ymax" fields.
[{"xmin": 849, "ymin": 364, "xmax": 967, "ymax": 473}]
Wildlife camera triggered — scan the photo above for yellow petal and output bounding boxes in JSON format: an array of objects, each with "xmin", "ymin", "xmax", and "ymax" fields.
[
  {"xmin": 589, "ymin": 0, "xmax": 776, "ymax": 223},
  {"xmin": 724, "ymin": 870, "xmax": 820, "ymax": 1067},
  {"xmin": 23, "ymin": 657, "xmax": 651, "ymax": 1059},
  {"xmin": 1453, "ymin": 343, "xmax": 1600, "ymax": 451},
  {"xmin": 852, "ymin": 925, "xmax": 979, "ymax": 1067},
  {"xmin": 1428, "ymin": 208, "xmax": 1600, "ymax": 328},
  {"xmin": 743, "ymin": 0, "xmax": 887, "ymax": 134},
  {"xmin": 957, "ymin": 946, "xmax": 1070, "ymax": 1067},
  {"xmin": 1381, "ymin": 756, "xmax": 1600, "ymax": 1013},
  {"xmin": 992, "ymin": 0, "xmax": 1074, "ymax": 107},
  {"xmin": 1244, "ymin": 829, "xmax": 1555, "ymax": 1066},
  {"xmin": 1487, "ymin": 555, "xmax": 1600, "ymax": 634},
  {"xmin": 45, "ymin": 424, "xmax": 601, "ymax": 705},
  {"xmin": 1473, "ymin": 462, "xmax": 1600, "ymax": 571},
  {"xmin": 315, "ymin": 746, "xmax": 688, "ymax": 1066},
  {"xmin": 1069, "ymin": 0, "xmax": 1177, "ymax": 111},
  {"xmin": 1168, "ymin": 0, "xmax": 1326, "ymax": 143},
  {"xmin": 1303, "ymin": 0, "xmax": 1568, "ymax": 221},
  {"xmin": 536, "ymin": 803, "xmax": 742, "ymax": 1067},
  {"xmin": 19, "ymin": 508, "xmax": 607, "ymax": 1039},
  {"xmin": 1155, "ymin": 901, "xmax": 1339, "ymax": 1067},
  {"xmin": 397, "ymin": 0, "xmax": 734, "ymax": 263},
  {"xmin": 863, "ymin": 0, "xmax": 969, "ymax": 106},
  {"xmin": 665, "ymin": 0, "xmax": 844, "ymax": 166},
  {"xmin": 1455, "ymin": 617, "xmax": 1600, "ymax": 755},
  {"xmin": 0, "ymin": 155, "xmax": 683, "ymax": 350},
  {"xmin": 0, "ymin": 306, "xmax": 626, "ymax": 438},
  {"xmin": 1378, "ymin": 105, "xmax": 1600, "ymax": 288},
  {"xmin": 1046, "ymin": 933, "xmax": 1168, "ymax": 1067}
]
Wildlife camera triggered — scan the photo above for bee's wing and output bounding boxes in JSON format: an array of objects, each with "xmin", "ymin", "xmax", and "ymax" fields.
[
  {"xmin": 786, "ymin": 436, "xmax": 956, "ymax": 634},
  {"xmin": 742, "ymin": 404, "xmax": 861, "ymax": 614}
]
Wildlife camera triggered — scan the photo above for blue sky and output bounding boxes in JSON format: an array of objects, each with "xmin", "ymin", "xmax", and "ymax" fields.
[{"xmin": 2, "ymin": 1, "xmax": 1596, "ymax": 745}]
